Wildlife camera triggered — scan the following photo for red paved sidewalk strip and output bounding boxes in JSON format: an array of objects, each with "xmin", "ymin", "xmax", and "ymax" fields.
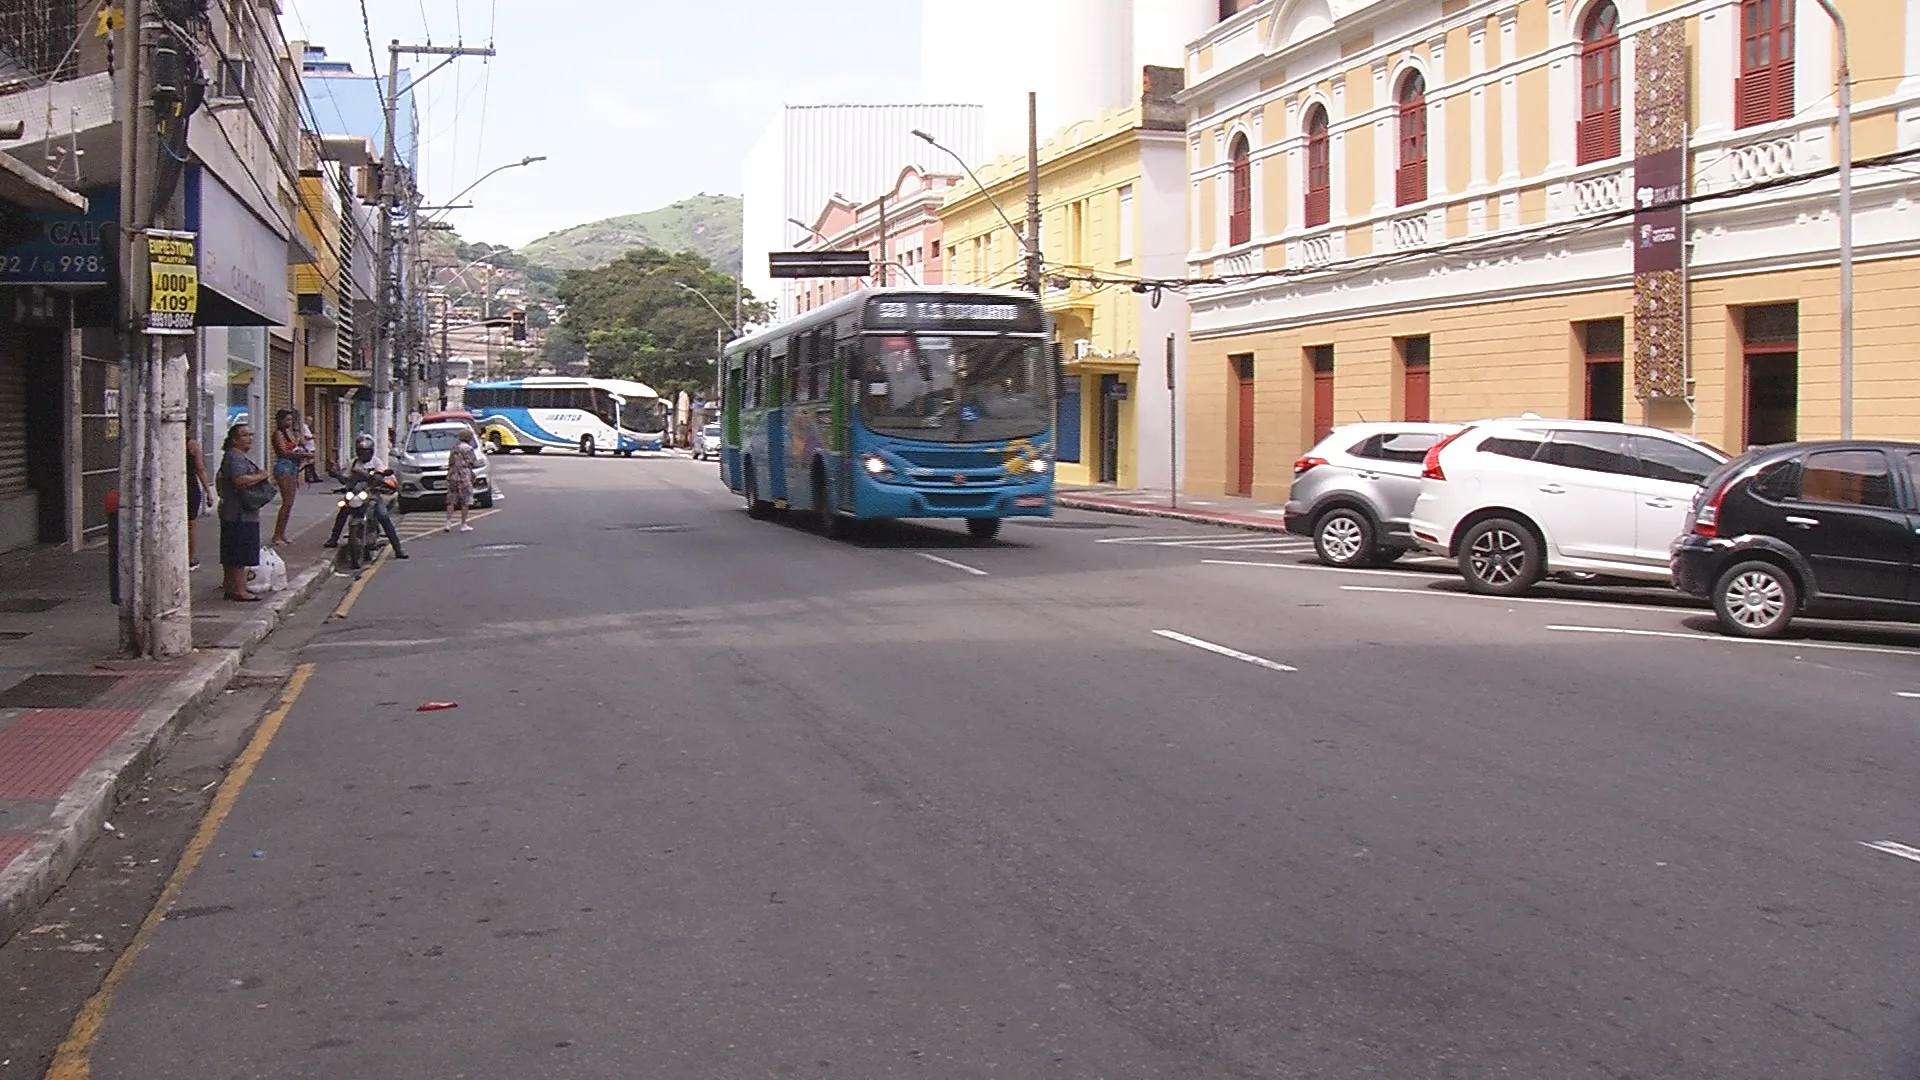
[
  {"xmin": 0, "ymin": 551, "xmax": 337, "ymax": 947},
  {"xmin": 1055, "ymin": 490, "xmax": 1296, "ymax": 534}
]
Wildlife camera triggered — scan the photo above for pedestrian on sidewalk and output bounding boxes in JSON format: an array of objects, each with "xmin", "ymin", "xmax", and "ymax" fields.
[
  {"xmin": 217, "ymin": 424, "xmax": 273, "ymax": 602},
  {"xmin": 444, "ymin": 426, "xmax": 479, "ymax": 533},
  {"xmin": 299, "ymin": 412, "xmax": 320, "ymax": 484},
  {"xmin": 268, "ymin": 409, "xmax": 310, "ymax": 547},
  {"xmin": 186, "ymin": 432, "xmax": 212, "ymax": 570}
]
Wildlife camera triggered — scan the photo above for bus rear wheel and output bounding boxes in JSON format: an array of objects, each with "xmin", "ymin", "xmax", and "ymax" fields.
[
  {"xmin": 967, "ymin": 517, "xmax": 1002, "ymax": 542},
  {"xmin": 580, "ymin": 435, "xmax": 596, "ymax": 456},
  {"xmin": 486, "ymin": 432, "xmax": 504, "ymax": 454}
]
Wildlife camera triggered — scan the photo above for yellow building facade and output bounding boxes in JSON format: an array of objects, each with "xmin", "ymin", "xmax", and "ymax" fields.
[
  {"xmin": 940, "ymin": 71, "xmax": 1192, "ymax": 489},
  {"xmin": 1183, "ymin": 0, "xmax": 1920, "ymax": 503}
]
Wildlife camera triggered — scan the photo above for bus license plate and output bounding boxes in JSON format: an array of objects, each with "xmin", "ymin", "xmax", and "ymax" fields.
[{"xmin": 1015, "ymin": 496, "xmax": 1045, "ymax": 508}]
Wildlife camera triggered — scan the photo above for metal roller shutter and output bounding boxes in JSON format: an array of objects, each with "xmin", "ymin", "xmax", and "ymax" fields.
[
  {"xmin": 269, "ymin": 339, "xmax": 294, "ymax": 420},
  {"xmin": 0, "ymin": 344, "xmax": 27, "ymax": 498}
]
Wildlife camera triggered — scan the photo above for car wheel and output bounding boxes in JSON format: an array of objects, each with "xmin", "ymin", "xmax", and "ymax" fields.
[
  {"xmin": 486, "ymin": 432, "xmax": 505, "ymax": 454},
  {"xmin": 396, "ymin": 496, "xmax": 415, "ymax": 514},
  {"xmin": 744, "ymin": 461, "xmax": 771, "ymax": 520},
  {"xmin": 477, "ymin": 490, "xmax": 494, "ymax": 509},
  {"xmin": 967, "ymin": 517, "xmax": 1002, "ymax": 542},
  {"xmin": 580, "ymin": 435, "xmax": 596, "ymax": 456},
  {"xmin": 1712, "ymin": 559, "xmax": 1797, "ymax": 638},
  {"xmin": 1312, "ymin": 508, "xmax": 1375, "ymax": 567},
  {"xmin": 1458, "ymin": 517, "xmax": 1544, "ymax": 596}
]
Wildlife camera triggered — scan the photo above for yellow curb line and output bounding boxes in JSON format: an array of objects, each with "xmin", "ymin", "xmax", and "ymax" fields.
[{"xmin": 45, "ymin": 664, "xmax": 318, "ymax": 1080}]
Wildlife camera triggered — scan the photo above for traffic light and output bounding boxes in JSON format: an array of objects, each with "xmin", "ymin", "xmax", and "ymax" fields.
[{"xmin": 509, "ymin": 308, "xmax": 527, "ymax": 342}]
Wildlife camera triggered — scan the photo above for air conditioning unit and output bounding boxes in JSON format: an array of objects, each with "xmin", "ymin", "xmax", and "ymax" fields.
[
  {"xmin": 1074, "ymin": 339, "xmax": 1091, "ymax": 359},
  {"xmin": 215, "ymin": 57, "xmax": 250, "ymax": 100}
]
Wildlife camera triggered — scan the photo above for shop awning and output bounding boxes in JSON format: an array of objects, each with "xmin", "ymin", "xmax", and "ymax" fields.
[
  {"xmin": 0, "ymin": 150, "xmax": 86, "ymax": 213},
  {"xmin": 303, "ymin": 365, "xmax": 368, "ymax": 387}
]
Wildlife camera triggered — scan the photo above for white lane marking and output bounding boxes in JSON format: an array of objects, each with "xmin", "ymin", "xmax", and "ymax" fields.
[
  {"xmin": 1204, "ymin": 559, "xmax": 1452, "ymax": 579},
  {"xmin": 1152, "ymin": 629, "xmax": 1297, "ymax": 672},
  {"xmin": 1099, "ymin": 533, "xmax": 1253, "ymax": 544},
  {"xmin": 309, "ymin": 638, "xmax": 446, "ymax": 649},
  {"xmin": 1859, "ymin": 840, "xmax": 1920, "ymax": 865},
  {"xmin": 1339, "ymin": 583, "xmax": 1700, "ymax": 615},
  {"xmin": 918, "ymin": 552, "xmax": 989, "ymax": 576},
  {"xmin": 1544, "ymin": 623, "xmax": 1920, "ymax": 658},
  {"xmin": 1897, "ymin": 692, "xmax": 1920, "ymax": 699}
]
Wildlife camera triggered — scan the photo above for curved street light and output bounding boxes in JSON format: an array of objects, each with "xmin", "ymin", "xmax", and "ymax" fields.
[
  {"xmin": 674, "ymin": 282, "xmax": 738, "ymax": 337},
  {"xmin": 427, "ymin": 155, "xmax": 548, "ymax": 224},
  {"xmin": 911, "ymin": 129, "xmax": 1029, "ymax": 259}
]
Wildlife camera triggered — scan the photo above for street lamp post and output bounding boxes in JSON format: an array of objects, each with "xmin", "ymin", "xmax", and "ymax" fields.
[
  {"xmin": 912, "ymin": 127, "xmax": 1038, "ymax": 294},
  {"xmin": 1809, "ymin": 0, "xmax": 1853, "ymax": 438},
  {"xmin": 425, "ymin": 155, "xmax": 548, "ymax": 226},
  {"xmin": 676, "ymin": 283, "xmax": 737, "ymax": 434}
]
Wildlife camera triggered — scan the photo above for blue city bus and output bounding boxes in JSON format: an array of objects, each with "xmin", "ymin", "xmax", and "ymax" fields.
[{"xmin": 721, "ymin": 286, "xmax": 1055, "ymax": 540}]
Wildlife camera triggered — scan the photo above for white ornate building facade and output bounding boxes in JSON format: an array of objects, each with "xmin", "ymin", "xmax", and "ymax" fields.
[{"xmin": 1180, "ymin": 0, "xmax": 1920, "ymax": 501}]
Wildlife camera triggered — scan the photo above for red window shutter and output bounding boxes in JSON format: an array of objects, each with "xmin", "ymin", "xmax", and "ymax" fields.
[
  {"xmin": 1304, "ymin": 188, "xmax": 1329, "ymax": 228},
  {"xmin": 1228, "ymin": 140, "xmax": 1252, "ymax": 245},
  {"xmin": 1773, "ymin": 53, "xmax": 1795, "ymax": 122}
]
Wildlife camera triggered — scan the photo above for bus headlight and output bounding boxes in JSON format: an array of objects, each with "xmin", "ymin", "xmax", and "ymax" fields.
[
  {"xmin": 862, "ymin": 454, "xmax": 895, "ymax": 480},
  {"xmin": 1026, "ymin": 455, "xmax": 1051, "ymax": 474}
]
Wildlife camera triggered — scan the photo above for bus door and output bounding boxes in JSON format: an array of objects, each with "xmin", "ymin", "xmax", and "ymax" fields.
[
  {"xmin": 831, "ymin": 341, "xmax": 851, "ymax": 513},
  {"xmin": 765, "ymin": 349, "xmax": 789, "ymax": 504},
  {"xmin": 724, "ymin": 361, "xmax": 744, "ymax": 491}
]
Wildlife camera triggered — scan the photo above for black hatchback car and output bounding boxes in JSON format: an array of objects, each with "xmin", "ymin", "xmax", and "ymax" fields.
[{"xmin": 1671, "ymin": 440, "xmax": 1920, "ymax": 637}]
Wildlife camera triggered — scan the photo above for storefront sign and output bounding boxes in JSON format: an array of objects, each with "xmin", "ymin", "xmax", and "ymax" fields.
[
  {"xmin": 1631, "ymin": 20, "xmax": 1689, "ymax": 400},
  {"xmin": 145, "ymin": 229, "xmax": 198, "ymax": 335},
  {"xmin": 193, "ymin": 168, "xmax": 292, "ymax": 326},
  {"xmin": 0, "ymin": 187, "xmax": 118, "ymax": 286},
  {"xmin": 1631, "ymin": 147, "xmax": 1684, "ymax": 275}
]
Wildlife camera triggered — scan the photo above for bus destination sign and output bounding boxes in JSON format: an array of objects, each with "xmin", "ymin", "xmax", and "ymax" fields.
[{"xmin": 868, "ymin": 298, "xmax": 1041, "ymax": 331}]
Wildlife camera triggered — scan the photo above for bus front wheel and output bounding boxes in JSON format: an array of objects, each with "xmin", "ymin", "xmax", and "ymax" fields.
[
  {"xmin": 813, "ymin": 468, "xmax": 849, "ymax": 540},
  {"xmin": 580, "ymin": 435, "xmax": 596, "ymax": 456},
  {"xmin": 744, "ymin": 462, "xmax": 772, "ymax": 520},
  {"xmin": 967, "ymin": 517, "xmax": 1002, "ymax": 542}
]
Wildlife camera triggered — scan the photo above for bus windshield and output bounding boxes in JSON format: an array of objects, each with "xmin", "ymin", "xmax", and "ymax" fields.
[{"xmin": 862, "ymin": 333, "xmax": 1050, "ymax": 443}]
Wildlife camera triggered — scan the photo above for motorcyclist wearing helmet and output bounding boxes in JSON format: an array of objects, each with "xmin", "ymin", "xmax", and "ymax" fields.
[{"xmin": 324, "ymin": 433, "xmax": 408, "ymax": 558}]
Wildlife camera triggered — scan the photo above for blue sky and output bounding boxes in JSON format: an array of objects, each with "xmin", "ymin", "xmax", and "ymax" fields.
[{"xmin": 288, "ymin": 1, "xmax": 923, "ymax": 247}]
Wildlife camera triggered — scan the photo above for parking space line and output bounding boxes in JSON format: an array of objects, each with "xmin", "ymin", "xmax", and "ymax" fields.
[
  {"xmin": 1203, "ymin": 559, "xmax": 1453, "ymax": 579},
  {"xmin": 1339, "ymin": 583, "xmax": 1701, "ymax": 615},
  {"xmin": 1859, "ymin": 840, "xmax": 1920, "ymax": 865},
  {"xmin": 1152, "ymin": 629, "xmax": 1297, "ymax": 672},
  {"xmin": 1544, "ymin": 623, "xmax": 1920, "ymax": 658},
  {"xmin": 918, "ymin": 552, "xmax": 989, "ymax": 576}
]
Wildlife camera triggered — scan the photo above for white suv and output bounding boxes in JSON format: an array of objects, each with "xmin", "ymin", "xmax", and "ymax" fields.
[{"xmin": 1408, "ymin": 417, "xmax": 1726, "ymax": 595}]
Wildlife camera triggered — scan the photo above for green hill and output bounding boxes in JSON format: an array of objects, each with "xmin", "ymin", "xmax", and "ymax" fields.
[{"xmin": 516, "ymin": 194, "xmax": 741, "ymax": 275}]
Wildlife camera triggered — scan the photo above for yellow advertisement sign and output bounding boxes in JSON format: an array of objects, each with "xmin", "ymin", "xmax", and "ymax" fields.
[{"xmin": 146, "ymin": 229, "xmax": 197, "ymax": 336}]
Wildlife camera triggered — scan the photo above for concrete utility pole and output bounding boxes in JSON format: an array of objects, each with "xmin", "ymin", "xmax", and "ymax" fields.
[
  {"xmin": 372, "ymin": 39, "xmax": 494, "ymax": 449},
  {"xmin": 1812, "ymin": 0, "xmax": 1853, "ymax": 438},
  {"xmin": 437, "ymin": 293, "xmax": 451, "ymax": 410},
  {"xmin": 1025, "ymin": 91, "xmax": 1043, "ymax": 296},
  {"xmin": 116, "ymin": 0, "xmax": 192, "ymax": 657}
]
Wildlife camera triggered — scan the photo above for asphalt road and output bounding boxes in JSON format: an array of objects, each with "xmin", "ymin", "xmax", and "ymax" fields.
[{"xmin": 50, "ymin": 453, "xmax": 1920, "ymax": 1078}]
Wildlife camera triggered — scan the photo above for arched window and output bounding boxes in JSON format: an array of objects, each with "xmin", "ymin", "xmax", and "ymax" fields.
[
  {"xmin": 1577, "ymin": 1, "xmax": 1621, "ymax": 164},
  {"xmin": 1394, "ymin": 71, "xmax": 1427, "ymax": 207},
  {"xmin": 1228, "ymin": 134, "xmax": 1252, "ymax": 246},
  {"xmin": 1737, "ymin": 0, "xmax": 1794, "ymax": 128},
  {"xmin": 1304, "ymin": 105, "xmax": 1331, "ymax": 227}
]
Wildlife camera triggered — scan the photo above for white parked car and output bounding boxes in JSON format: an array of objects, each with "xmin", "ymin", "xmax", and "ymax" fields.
[
  {"xmin": 393, "ymin": 420, "xmax": 494, "ymax": 512},
  {"xmin": 1408, "ymin": 417, "xmax": 1726, "ymax": 595}
]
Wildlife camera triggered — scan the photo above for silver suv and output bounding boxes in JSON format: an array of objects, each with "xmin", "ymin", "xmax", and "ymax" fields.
[{"xmin": 1283, "ymin": 422, "xmax": 1460, "ymax": 566}]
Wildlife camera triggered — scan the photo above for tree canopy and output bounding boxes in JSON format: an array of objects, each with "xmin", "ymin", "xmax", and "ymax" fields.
[{"xmin": 545, "ymin": 248, "xmax": 768, "ymax": 400}]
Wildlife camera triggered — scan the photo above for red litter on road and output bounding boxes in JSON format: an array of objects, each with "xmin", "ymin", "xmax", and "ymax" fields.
[{"xmin": 416, "ymin": 702, "xmax": 459, "ymax": 712}]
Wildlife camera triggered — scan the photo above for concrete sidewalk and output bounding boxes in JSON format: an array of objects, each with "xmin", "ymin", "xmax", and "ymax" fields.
[
  {"xmin": 1056, "ymin": 485, "xmax": 1296, "ymax": 533},
  {"xmin": 0, "ymin": 482, "xmax": 345, "ymax": 946}
]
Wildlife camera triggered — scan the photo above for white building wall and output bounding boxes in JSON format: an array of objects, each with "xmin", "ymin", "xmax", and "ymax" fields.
[
  {"xmin": 1133, "ymin": 0, "xmax": 1219, "ymax": 69},
  {"xmin": 741, "ymin": 105, "xmax": 984, "ymax": 328},
  {"xmin": 1134, "ymin": 131, "xmax": 1192, "ymax": 491}
]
